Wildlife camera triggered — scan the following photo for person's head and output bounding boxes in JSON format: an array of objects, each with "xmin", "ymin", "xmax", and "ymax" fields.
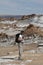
[{"xmin": 20, "ymin": 31, "xmax": 24, "ymax": 34}]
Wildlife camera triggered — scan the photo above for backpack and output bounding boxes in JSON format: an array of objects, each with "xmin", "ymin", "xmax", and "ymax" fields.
[{"xmin": 15, "ymin": 33, "xmax": 23, "ymax": 43}]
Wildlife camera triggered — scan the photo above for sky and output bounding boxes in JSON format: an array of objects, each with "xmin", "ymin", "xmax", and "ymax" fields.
[{"xmin": 0, "ymin": 0, "xmax": 43, "ymax": 15}]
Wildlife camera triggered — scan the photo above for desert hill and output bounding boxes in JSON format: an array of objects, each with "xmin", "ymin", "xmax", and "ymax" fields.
[{"xmin": 23, "ymin": 24, "xmax": 43, "ymax": 36}]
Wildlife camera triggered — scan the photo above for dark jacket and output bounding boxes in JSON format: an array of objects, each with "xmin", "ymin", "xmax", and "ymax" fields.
[{"xmin": 15, "ymin": 33, "xmax": 22, "ymax": 43}]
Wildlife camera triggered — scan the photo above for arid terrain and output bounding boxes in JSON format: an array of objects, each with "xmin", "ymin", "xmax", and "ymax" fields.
[
  {"xmin": 0, "ymin": 14, "xmax": 43, "ymax": 65},
  {"xmin": 0, "ymin": 43, "xmax": 43, "ymax": 65}
]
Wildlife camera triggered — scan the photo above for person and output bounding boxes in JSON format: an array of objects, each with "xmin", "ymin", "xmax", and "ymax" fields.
[{"xmin": 15, "ymin": 31, "xmax": 24, "ymax": 60}]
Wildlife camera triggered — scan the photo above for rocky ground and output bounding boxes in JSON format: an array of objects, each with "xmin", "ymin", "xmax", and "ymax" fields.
[
  {"xmin": 0, "ymin": 43, "xmax": 43, "ymax": 65},
  {"xmin": 0, "ymin": 19, "xmax": 43, "ymax": 65}
]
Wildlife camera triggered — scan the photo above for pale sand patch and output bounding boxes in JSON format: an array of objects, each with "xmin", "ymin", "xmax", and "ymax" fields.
[{"xmin": 0, "ymin": 43, "xmax": 43, "ymax": 65}]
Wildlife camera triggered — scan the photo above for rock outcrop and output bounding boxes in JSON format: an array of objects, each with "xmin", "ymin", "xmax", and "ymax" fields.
[
  {"xmin": 0, "ymin": 33, "xmax": 8, "ymax": 39},
  {"xmin": 23, "ymin": 24, "xmax": 43, "ymax": 36},
  {"xmin": 21, "ymin": 14, "xmax": 36, "ymax": 20}
]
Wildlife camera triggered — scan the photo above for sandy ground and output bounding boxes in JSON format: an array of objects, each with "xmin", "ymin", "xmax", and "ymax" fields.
[{"xmin": 0, "ymin": 43, "xmax": 43, "ymax": 65}]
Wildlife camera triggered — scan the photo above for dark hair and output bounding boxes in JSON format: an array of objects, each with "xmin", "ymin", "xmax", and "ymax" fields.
[{"xmin": 20, "ymin": 31, "xmax": 24, "ymax": 34}]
